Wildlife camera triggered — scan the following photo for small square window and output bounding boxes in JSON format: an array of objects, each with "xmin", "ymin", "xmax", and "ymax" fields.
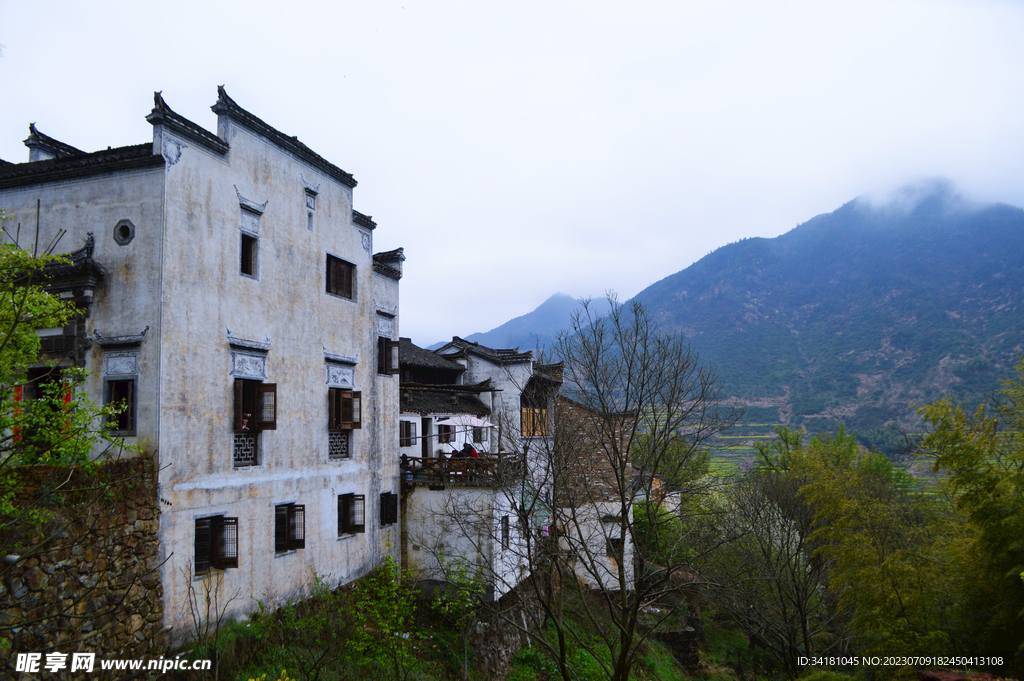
[
  {"xmin": 241, "ymin": 233, "xmax": 258, "ymax": 277},
  {"xmin": 339, "ymin": 493, "xmax": 365, "ymax": 535},
  {"xmin": 195, "ymin": 516, "xmax": 238, "ymax": 575},
  {"xmin": 105, "ymin": 378, "xmax": 136, "ymax": 435},
  {"xmin": 326, "ymin": 254, "xmax": 355, "ymax": 299},
  {"xmin": 473, "ymin": 426, "xmax": 486, "ymax": 444},
  {"xmin": 438, "ymin": 424, "xmax": 453, "ymax": 444},
  {"xmin": 274, "ymin": 503, "xmax": 305, "ymax": 553},
  {"xmin": 606, "ymin": 536, "xmax": 624, "ymax": 559}
]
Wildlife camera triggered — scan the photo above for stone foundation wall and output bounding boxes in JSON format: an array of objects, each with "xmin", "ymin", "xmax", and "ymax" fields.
[
  {"xmin": 0, "ymin": 456, "xmax": 164, "ymax": 676},
  {"xmin": 470, "ymin": 588, "xmax": 536, "ymax": 681}
]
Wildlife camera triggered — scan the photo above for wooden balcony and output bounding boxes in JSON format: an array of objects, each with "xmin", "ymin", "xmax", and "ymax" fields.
[{"xmin": 400, "ymin": 455, "xmax": 524, "ymax": 488}]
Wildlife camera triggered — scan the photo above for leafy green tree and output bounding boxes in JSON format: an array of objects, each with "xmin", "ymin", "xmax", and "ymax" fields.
[
  {"xmin": 918, "ymin": 360, "xmax": 1024, "ymax": 669},
  {"xmin": 798, "ymin": 431, "xmax": 961, "ymax": 666},
  {"xmin": 701, "ymin": 427, "xmax": 840, "ymax": 675},
  {"xmin": 0, "ymin": 217, "xmax": 139, "ymax": 665}
]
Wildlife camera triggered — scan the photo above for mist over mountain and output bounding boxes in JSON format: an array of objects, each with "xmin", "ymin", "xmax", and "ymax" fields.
[
  {"xmin": 631, "ymin": 181, "xmax": 1024, "ymax": 434},
  {"xmin": 455, "ymin": 182, "xmax": 1024, "ymax": 440}
]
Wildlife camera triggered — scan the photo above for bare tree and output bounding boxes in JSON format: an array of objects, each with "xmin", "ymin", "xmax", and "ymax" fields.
[{"xmin": 424, "ymin": 298, "xmax": 737, "ymax": 681}]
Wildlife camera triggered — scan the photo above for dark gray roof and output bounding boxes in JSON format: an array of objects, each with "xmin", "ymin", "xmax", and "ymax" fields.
[
  {"xmin": 400, "ymin": 338, "xmax": 463, "ymax": 371},
  {"xmin": 400, "ymin": 385, "xmax": 491, "ymax": 416},
  {"xmin": 373, "ymin": 248, "xmax": 404, "ymax": 281},
  {"xmin": 23, "ymin": 123, "xmax": 84, "ymax": 158},
  {"xmin": 211, "ymin": 86, "xmax": 357, "ymax": 188},
  {"xmin": 438, "ymin": 336, "xmax": 533, "ymax": 364},
  {"xmin": 0, "ymin": 144, "xmax": 162, "ymax": 190},
  {"xmin": 147, "ymin": 91, "xmax": 229, "ymax": 155},
  {"xmin": 353, "ymin": 211, "xmax": 376, "ymax": 230}
]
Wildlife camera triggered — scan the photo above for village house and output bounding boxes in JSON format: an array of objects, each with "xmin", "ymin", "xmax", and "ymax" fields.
[
  {"xmin": 397, "ymin": 335, "xmax": 632, "ymax": 598},
  {"xmin": 0, "ymin": 88, "xmax": 403, "ymax": 636}
]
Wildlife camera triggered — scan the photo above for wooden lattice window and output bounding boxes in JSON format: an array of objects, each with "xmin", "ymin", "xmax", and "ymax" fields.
[
  {"xmin": 274, "ymin": 503, "xmax": 305, "ymax": 553},
  {"xmin": 338, "ymin": 493, "xmax": 365, "ymax": 535},
  {"xmin": 326, "ymin": 254, "xmax": 355, "ymax": 299},
  {"xmin": 195, "ymin": 516, "xmax": 239, "ymax": 574}
]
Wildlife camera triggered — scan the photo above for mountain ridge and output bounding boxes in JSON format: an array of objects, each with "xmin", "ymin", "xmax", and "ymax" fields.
[{"xmin": 450, "ymin": 183, "xmax": 1024, "ymax": 438}]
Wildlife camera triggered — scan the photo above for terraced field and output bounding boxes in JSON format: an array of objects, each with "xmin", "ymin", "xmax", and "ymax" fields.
[{"xmin": 707, "ymin": 424, "xmax": 782, "ymax": 477}]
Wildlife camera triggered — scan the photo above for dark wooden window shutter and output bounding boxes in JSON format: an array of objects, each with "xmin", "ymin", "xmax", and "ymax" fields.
[
  {"xmin": 338, "ymin": 391, "xmax": 362, "ymax": 430},
  {"xmin": 380, "ymin": 492, "xmax": 398, "ymax": 526},
  {"xmin": 339, "ymin": 493, "xmax": 351, "ymax": 535},
  {"xmin": 195, "ymin": 518, "xmax": 212, "ymax": 574},
  {"xmin": 339, "ymin": 391, "xmax": 353, "ymax": 429},
  {"xmin": 234, "ymin": 379, "xmax": 245, "ymax": 431},
  {"xmin": 328, "ymin": 387, "xmax": 340, "ymax": 431},
  {"xmin": 275, "ymin": 505, "xmax": 288, "ymax": 553},
  {"xmin": 255, "ymin": 383, "xmax": 277, "ymax": 430}
]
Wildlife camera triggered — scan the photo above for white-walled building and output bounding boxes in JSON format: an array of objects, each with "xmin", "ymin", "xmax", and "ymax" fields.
[{"xmin": 0, "ymin": 88, "xmax": 403, "ymax": 635}]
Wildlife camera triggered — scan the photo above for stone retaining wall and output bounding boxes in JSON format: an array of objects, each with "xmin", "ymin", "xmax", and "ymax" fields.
[{"xmin": 0, "ymin": 456, "xmax": 164, "ymax": 676}]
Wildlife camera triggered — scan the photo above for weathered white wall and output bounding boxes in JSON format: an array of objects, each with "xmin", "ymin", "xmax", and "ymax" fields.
[
  {"xmin": 153, "ymin": 115, "xmax": 400, "ymax": 630},
  {"xmin": 2, "ymin": 102, "xmax": 402, "ymax": 636},
  {"xmin": 560, "ymin": 502, "xmax": 634, "ymax": 591},
  {"xmin": 403, "ymin": 486, "xmax": 524, "ymax": 600}
]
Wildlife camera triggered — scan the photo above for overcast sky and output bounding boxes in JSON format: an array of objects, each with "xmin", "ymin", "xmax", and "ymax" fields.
[{"xmin": 2, "ymin": 1, "xmax": 1023, "ymax": 345}]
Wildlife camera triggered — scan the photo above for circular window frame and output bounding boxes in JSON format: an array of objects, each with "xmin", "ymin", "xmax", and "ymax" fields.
[{"xmin": 113, "ymin": 219, "xmax": 136, "ymax": 246}]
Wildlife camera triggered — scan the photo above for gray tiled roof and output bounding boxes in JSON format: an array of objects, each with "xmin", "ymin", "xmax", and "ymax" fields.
[
  {"xmin": 437, "ymin": 336, "xmax": 533, "ymax": 364},
  {"xmin": 400, "ymin": 385, "xmax": 491, "ymax": 416},
  {"xmin": 399, "ymin": 338, "xmax": 463, "ymax": 370},
  {"xmin": 24, "ymin": 123, "xmax": 84, "ymax": 158},
  {"xmin": 0, "ymin": 144, "xmax": 162, "ymax": 189},
  {"xmin": 211, "ymin": 86, "xmax": 356, "ymax": 188}
]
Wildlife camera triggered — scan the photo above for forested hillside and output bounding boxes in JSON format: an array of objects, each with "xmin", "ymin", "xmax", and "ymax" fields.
[{"xmin": 631, "ymin": 184, "xmax": 1024, "ymax": 436}]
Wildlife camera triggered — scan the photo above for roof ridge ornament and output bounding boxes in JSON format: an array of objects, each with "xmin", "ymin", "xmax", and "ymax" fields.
[{"xmin": 216, "ymin": 85, "xmax": 239, "ymax": 109}]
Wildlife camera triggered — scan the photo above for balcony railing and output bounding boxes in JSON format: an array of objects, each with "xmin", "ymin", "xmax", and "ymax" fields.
[{"xmin": 400, "ymin": 454, "xmax": 524, "ymax": 487}]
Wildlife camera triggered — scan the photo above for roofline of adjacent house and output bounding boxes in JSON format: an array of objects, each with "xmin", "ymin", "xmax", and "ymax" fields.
[
  {"xmin": 24, "ymin": 123, "xmax": 85, "ymax": 158},
  {"xmin": 437, "ymin": 336, "xmax": 534, "ymax": 364},
  {"xmin": 353, "ymin": 210, "xmax": 376, "ymax": 230},
  {"xmin": 0, "ymin": 143, "xmax": 164, "ymax": 190},
  {"xmin": 401, "ymin": 381, "xmax": 496, "ymax": 394}
]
